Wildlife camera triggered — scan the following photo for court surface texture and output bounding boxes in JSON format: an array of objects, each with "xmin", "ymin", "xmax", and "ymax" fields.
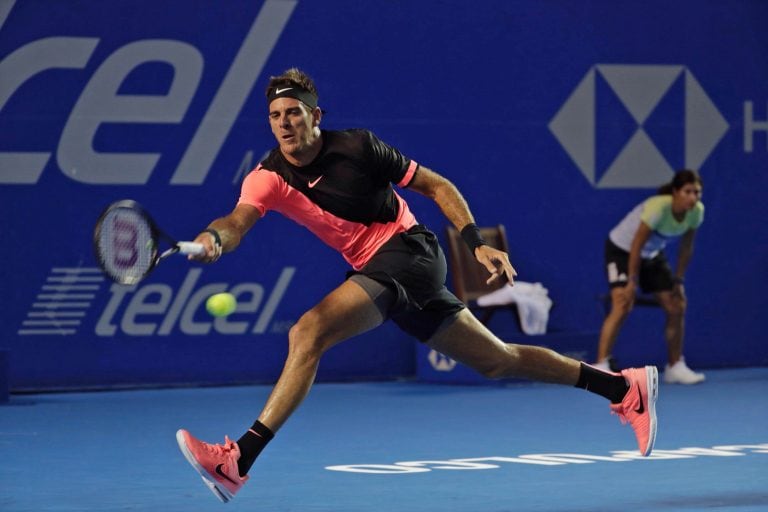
[{"xmin": 1, "ymin": 367, "xmax": 766, "ymax": 511}]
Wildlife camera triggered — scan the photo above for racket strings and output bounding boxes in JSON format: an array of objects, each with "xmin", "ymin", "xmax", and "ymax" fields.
[{"xmin": 96, "ymin": 208, "xmax": 156, "ymax": 284}]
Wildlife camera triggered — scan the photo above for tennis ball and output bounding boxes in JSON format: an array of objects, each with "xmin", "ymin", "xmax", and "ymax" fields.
[{"xmin": 206, "ymin": 292, "xmax": 237, "ymax": 317}]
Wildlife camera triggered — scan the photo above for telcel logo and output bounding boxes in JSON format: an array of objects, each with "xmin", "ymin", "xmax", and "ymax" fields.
[
  {"xmin": 95, "ymin": 267, "xmax": 295, "ymax": 336},
  {"xmin": 0, "ymin": 0, "xmax": 296, "ymax": 185}
]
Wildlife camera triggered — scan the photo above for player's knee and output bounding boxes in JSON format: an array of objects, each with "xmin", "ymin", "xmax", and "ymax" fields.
[
  {"xmin": 666, "ymin": 298, "xmax": 686, "ymax": 317},
  {"xmin": 479, "ymin": 364, "xmax": 507, "ymax": 380},
  {"xmin": 478, "ymin": 345, "xmax": 520, "ymax": 380},
  {"xmin": 287, "ymin": 316, "xmax": 325, "ymax": 359},
  {"xmin": 611, "ymin": 301, "xmax": 633, "ymax": 319}
]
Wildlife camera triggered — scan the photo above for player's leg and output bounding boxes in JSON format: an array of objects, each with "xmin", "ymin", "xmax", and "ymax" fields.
[
  {"xmin": 428, "ymin": 308, "xmax": 581, "ymax": 384},
  {"xmin": 427, "ymin": 308, "xmax": 657, "ymax": 456},
  {"xmin": 595, "ymin": 241, "xmax": 635, "ymax": 370},
  {"xmin": 257, "ymin": 277, "xmax": 387, "ymax": 431},
  {"xmin": 596, "ymin": 286, "xmax": 634, "ymax": 368},
  {"xmin": 644, "ymin": 255, "xmax": 704, "ymax": 385},
  {"xmin": 655, "ymin": 289, "xmax": 704, "ymax": 384},
  {"xmin": 177, "ymin": 277, "xmax": 390, "ymax": 501},
  {"xmin": 655, "ymin": 289, "xmax": 685, "ymax": 363}
]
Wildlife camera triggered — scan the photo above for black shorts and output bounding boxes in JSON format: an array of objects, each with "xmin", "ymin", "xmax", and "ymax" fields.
[
  {"xmin": 604, "ymin": 239, "xmax": 675, "ymax": 293},
  {"xmin": 348, "ymin": 225, "xmax": 465, "ymax": 342}
]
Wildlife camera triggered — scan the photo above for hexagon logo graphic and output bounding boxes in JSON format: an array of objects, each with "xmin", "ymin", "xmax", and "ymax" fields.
[{"xmin": 549, "ymin": 65, "xmax": 729, "ymax": 188}]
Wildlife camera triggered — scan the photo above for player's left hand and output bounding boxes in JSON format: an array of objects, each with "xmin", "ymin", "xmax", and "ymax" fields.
[{"xmin": 474, "ymin": 245, "xmax": 517, "ymax": 285}]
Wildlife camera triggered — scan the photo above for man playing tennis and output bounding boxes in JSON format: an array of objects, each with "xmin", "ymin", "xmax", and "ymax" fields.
[{"xmin": 176, "ymin": 68, "xmax": 658, "ymax": 502}]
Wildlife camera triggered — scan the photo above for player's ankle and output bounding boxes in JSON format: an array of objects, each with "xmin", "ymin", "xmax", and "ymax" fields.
[{"xmin": 236, "ymin": 420, "xmax": 275, "ymax": 476}]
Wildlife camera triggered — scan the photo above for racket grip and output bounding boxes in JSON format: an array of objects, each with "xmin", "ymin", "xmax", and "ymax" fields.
[{"xmin": 177, "ymin": 242, "xmax": 206, "ymax": 255}]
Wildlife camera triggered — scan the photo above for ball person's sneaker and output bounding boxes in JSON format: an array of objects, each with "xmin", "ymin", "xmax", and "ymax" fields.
[
  {"xmin": 610, "ymin": 366, "xmax": 658, "ymax": 456},
  {"xmin": 663, "ymin": 357, "xmax": 705, "ymax": 385},
  {"xmin": 176, "ymin": 429, "xmax": 248, "ymax": 502}
]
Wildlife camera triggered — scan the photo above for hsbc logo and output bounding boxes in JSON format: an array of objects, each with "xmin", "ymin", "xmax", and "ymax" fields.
[{"xmin": 549, "ymin": 64, "xmax": 730, "ymax": 188}]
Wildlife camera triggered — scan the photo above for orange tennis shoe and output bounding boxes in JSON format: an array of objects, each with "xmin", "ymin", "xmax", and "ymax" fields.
[
  {"xmin": 610, "ymin": 366, "xmax": 658, "ymax": 456},
  {"xmin": 176, "ymin": 429, "xmax": 248, "ymax": 502}
]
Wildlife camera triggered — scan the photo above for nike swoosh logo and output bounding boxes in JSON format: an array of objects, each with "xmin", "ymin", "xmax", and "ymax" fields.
[
  {"xmin": 634, "ymin": 385, "xmax": 645, "ymax": 414},
  {"xmin": 275, "ymin": 87, "xmax": 293, "ymax": 94},
  {"xmin": 215, "ymin": 464, "xmax": 239, "ymax": 485},
  {"xmin": 308, "ymin": 175, "xmax": 323, "ymax": 188}
]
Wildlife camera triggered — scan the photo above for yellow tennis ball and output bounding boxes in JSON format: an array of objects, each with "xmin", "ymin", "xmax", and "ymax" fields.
[{"xmin": 206, "ymin": 292, "xmax": 237, "ymax": 317}]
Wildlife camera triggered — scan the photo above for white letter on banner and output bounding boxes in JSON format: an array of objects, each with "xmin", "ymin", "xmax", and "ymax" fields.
[
  {"xmin": 157, "ymin": 268, "xmax": 202, "ymax": 335},
  {"xmin": 0, "ymin": 37, "xmax": 98, "ymax": 183},
  {"xmin": 171, "ymin": 0, "xmax": 297, "ymax": 184},
  {"xmin": 121, "ymin": 284, "xmax": 173, "ymax": 336},
  {"xmin": 179, "ymin": 283, "xmax": 227, "ymax": 335},
  {"xmin": 95, "ymin": 282, "xmax": 135, "ymax": 336},
  {"xmin": 252, "ymin": 267, "xmax": 295, "ymax": 333},
  {"xmin": 214, "ymin": 283, "xmax": 265, "ymax": 335},
  {"xmin": 744, "ymin": 101, "xmax": 768, "ymax": 153},
  {"xmin": 57, "ymin": 40, "xmax": 202, "ymax": 184}
]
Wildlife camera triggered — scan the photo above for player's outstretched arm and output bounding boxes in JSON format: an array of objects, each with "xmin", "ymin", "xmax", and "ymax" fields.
[
  {"xmin": 189, "ymin": 204, "xmax": 261, "ymax": 263},
  {"xmin": 406, "ymin": 165, "xmax": 516, "ymax": 284}
]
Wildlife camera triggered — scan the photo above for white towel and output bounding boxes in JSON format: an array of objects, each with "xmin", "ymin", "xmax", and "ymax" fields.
[{"xmin": 476, "ymin": 281, "xmax": 553, "ymax": 335}]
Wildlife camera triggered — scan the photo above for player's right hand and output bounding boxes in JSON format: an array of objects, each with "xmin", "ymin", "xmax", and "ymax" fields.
[{"xmin": 189, "ymin": 231, "xmax": 222, "ymax": 263}]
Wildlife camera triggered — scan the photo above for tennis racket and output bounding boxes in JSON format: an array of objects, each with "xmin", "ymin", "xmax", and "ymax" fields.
[{"xmin": 93, "ymin": 199, "xmax": 205, "ymax": 285}]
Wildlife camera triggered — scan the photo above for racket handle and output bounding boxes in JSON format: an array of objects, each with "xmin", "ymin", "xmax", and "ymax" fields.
[{"xmin": 177, "ymin": 242, "xmax": 206, "ymax": 255}]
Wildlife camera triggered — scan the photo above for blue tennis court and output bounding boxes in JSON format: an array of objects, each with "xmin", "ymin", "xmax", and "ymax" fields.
[
  {"xmin": 3, "ymin": 1, "xmax": 767, "ymax": 510},
  {"xmin": 2, "ymin": 367, "xmax": 766, "ymax": 511}
]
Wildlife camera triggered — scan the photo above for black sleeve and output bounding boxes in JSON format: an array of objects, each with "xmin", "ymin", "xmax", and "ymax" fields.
[{"xmin": 360, "ymin": 130, "xmax": 412, "ymax": 185}]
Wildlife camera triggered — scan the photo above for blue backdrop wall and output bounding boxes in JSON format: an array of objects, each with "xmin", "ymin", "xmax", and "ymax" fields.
[{"xmin": 1, "ymin": 0, "xmax": 766, "ymax": 390}]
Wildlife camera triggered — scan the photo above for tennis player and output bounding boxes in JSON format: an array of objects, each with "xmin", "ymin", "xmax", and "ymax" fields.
[
  {"xmin": 593, "ymin": 170, "xmax": 705, "ymax": 384},
  {"xmin": 175, "ymin": 68, "xmax": 658, "ymax": 502}
]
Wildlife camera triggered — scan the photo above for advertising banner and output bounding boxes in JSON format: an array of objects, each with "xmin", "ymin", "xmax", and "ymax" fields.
[{"xmin": 2, "ymin": 0, "xmax": 766, "ymax": 390}]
